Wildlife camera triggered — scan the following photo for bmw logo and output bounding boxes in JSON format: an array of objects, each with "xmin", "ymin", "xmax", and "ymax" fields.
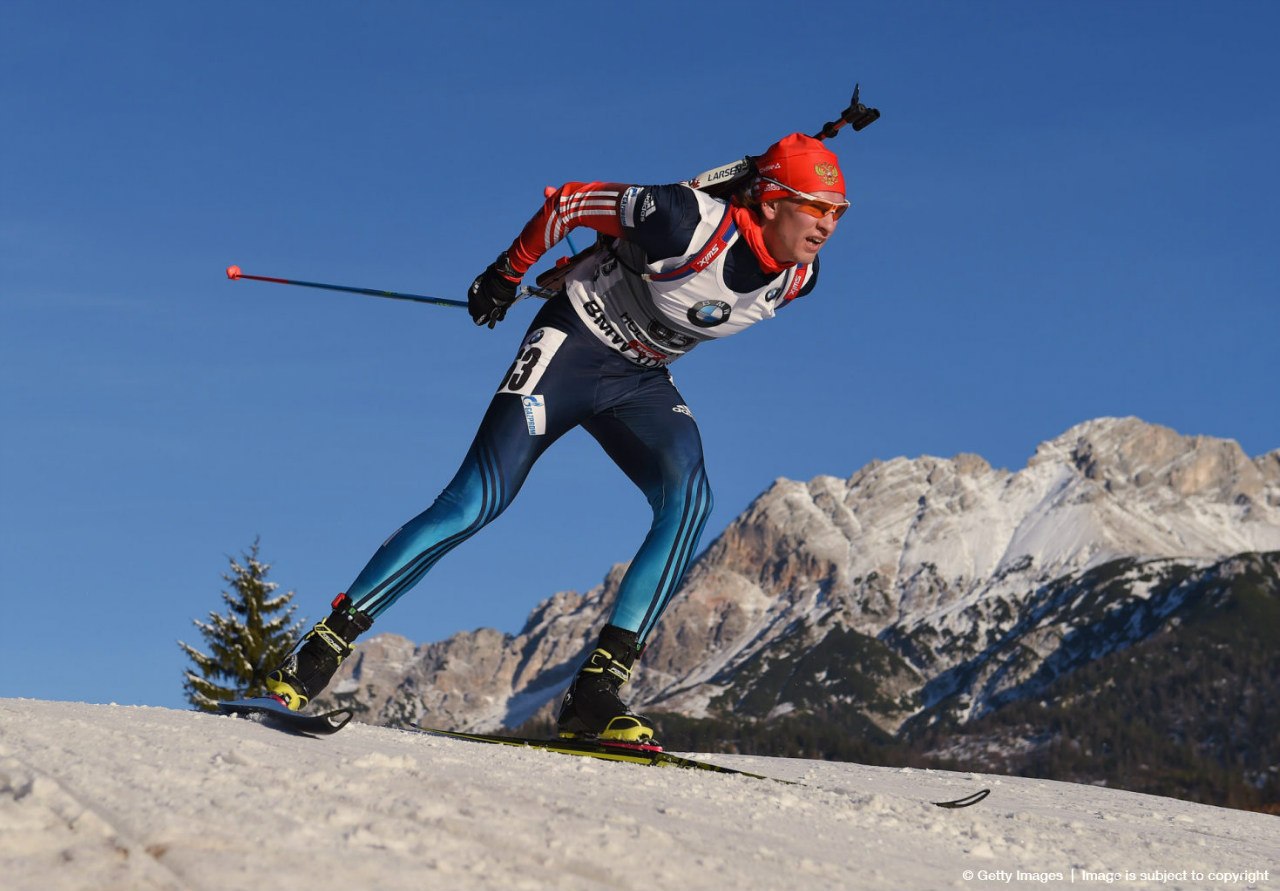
[{"xmin": 687, "ymin": 300, "xmax": 732, "ymax": 328}]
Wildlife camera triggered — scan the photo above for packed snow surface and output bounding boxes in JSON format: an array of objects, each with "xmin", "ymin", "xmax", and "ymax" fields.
[{"xmin": 1, "ymin": 699, "xmax": 1274, "ymax": 891}]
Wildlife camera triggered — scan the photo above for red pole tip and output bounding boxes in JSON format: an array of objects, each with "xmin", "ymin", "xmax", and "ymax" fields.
[{"xmin": 226, "ymin": 265, "xmax": 242, "ymax": 280}]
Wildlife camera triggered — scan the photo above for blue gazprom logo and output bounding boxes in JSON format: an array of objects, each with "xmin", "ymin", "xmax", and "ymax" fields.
[{"xmin": 521, "ymin": 395, "xmax": 546, "ymax": 436}]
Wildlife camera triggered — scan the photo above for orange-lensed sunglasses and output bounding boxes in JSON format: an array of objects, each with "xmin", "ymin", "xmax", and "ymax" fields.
[{"xmin": 759, "ymin": 176, "xmax": 851, "ymax": 220}]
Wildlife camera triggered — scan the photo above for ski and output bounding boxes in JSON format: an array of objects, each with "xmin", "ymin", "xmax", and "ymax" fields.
[
  {"xmin": 934, "ymin": 789, "xmax": 991, "ymax": 808},
  {"xmin": 408, "ymin": 726, "xmax": 990, "ymax": 807},
  {"xmin": 213, "ymin": 706, "xmax": 988, "ymax": 807},
  {"xmin": 217, "ymin": 697, "xmax": 354, "ymax": 736},
  {"xmin": 410, "ymin": 726, "xmax": 781, "ymax": 779}
]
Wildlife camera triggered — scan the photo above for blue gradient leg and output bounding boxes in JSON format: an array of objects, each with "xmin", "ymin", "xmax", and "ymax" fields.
[
  {"xmin": 348, "ymin": 398, "xmax": 550, "ymax": 618},
  {"xmin": 583, "ymin": 381, "xmax": 713, "ymax": 644}
]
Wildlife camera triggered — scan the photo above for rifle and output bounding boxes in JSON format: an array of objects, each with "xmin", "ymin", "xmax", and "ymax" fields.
[{"xmin": 535, "ymin": 85, "xmax": 880, "ymax": 292}]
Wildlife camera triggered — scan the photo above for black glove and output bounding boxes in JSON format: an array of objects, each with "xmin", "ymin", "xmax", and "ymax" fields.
[{"xmin": 468, "ymin": 252, "xmax": 520, "ymax": 328}]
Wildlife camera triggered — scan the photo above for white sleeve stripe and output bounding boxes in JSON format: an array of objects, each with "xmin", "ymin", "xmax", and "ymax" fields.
[
  {"xmin": 561, "ymin": 192, "xmax": 619, "ymax": 206},
  {"xmin": 562, "ymin": 189, "xmax": 621, "ymax": 199},
  {"xmin": 539, "ymin": 189, "xmax": 622, "ymax": 249},
  {"xmin": 561, "ymin": 198, "xmax": 619, "ymax": 213}
]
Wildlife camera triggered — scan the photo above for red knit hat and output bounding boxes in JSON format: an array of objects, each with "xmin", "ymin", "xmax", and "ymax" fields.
[{"xmin": 752, "ymin": 133, "xmax": 845, "ymax": 202}]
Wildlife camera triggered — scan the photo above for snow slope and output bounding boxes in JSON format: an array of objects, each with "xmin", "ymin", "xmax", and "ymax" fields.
[{"xmin": 1, "ymin": 700, "xmax": 1274, "ymax": 891}]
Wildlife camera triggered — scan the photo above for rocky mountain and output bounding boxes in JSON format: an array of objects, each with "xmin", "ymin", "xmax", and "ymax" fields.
[
  {"xmin": 312, "ymin": 417, "xmax": 1280, "ymax": 745},
  {"xmin": 916, "ymin": 549, "xmax": 1280, "ymax": 811}
]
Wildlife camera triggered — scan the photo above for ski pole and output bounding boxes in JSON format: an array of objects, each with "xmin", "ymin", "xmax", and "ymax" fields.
[{"xmin": 225, "ymin": 265, "xmax": 555, "ymax": 309}]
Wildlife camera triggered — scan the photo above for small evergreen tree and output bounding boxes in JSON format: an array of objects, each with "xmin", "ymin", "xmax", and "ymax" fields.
[{"xmin": 180, "ymin": 538, "xmax": 305, "ymax": 711}]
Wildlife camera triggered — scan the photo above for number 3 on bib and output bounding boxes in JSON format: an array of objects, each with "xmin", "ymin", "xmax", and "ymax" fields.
[{"xmin": 499, "ymin": 327, "xmax": 567, "ymax": 396}]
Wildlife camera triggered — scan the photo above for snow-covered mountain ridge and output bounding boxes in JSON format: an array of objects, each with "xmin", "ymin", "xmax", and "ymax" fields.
[{"xmin": 312, "ymin": 417, "xmax": 1280, "ymax": 742}]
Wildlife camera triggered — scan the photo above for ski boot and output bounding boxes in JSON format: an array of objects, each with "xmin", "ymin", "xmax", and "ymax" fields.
[
  {"xmin": 557, "ymin": 624, "xmax": 657, "ymax": 744},
  {"xmin": 265, "ymin": 593, "xmax": 373, "ymax": 711}
]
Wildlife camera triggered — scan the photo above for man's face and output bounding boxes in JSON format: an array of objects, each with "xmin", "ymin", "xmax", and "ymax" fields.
[{"xmin": 758, "ymin": 192, "xmax": 843, "ymax": 265}]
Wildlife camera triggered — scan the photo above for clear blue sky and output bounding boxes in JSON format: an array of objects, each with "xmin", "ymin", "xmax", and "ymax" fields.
[{"xmin": 3, "ymin": 2, "xmax": 1277, "ymax": 710}]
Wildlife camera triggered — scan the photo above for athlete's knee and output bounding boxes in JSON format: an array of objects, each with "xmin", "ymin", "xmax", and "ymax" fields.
[
  {"xmin": 698, "ymin": 475, "xmax": 714, "ymax": 520},
  {"xmin": 654, "ymin": 458, "xmax": 713, "ymax": 525},
  {"xmin": 429, "ymin": 477, "xmax": 509, "ymax": 535},
  {"xmin": 689, "ymin": 463, "xmax": 713, "ymax": 514},
  {"xmin": 430, "ymin": 440, "xmax": 519, "ymax": 530}
]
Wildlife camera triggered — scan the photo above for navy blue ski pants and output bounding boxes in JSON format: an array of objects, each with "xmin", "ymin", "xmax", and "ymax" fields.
[{"xmin": 345, "ymin": 296, "xmax": 713, "ymax": 644}]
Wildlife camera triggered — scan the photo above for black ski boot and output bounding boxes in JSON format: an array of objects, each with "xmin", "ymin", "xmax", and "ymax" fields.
[
  {"xmin": 557, "ymin": 624, "xmax": 657, "ymax": 744},
  {"xmin": 265, "ymin": 593, "xmax": 373, "ymax": 711}
]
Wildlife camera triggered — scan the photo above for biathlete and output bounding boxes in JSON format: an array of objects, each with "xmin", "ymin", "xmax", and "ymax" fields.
[{"xmin": 264, "ymin": 133, "xmax": 852, "ymax": 743}]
